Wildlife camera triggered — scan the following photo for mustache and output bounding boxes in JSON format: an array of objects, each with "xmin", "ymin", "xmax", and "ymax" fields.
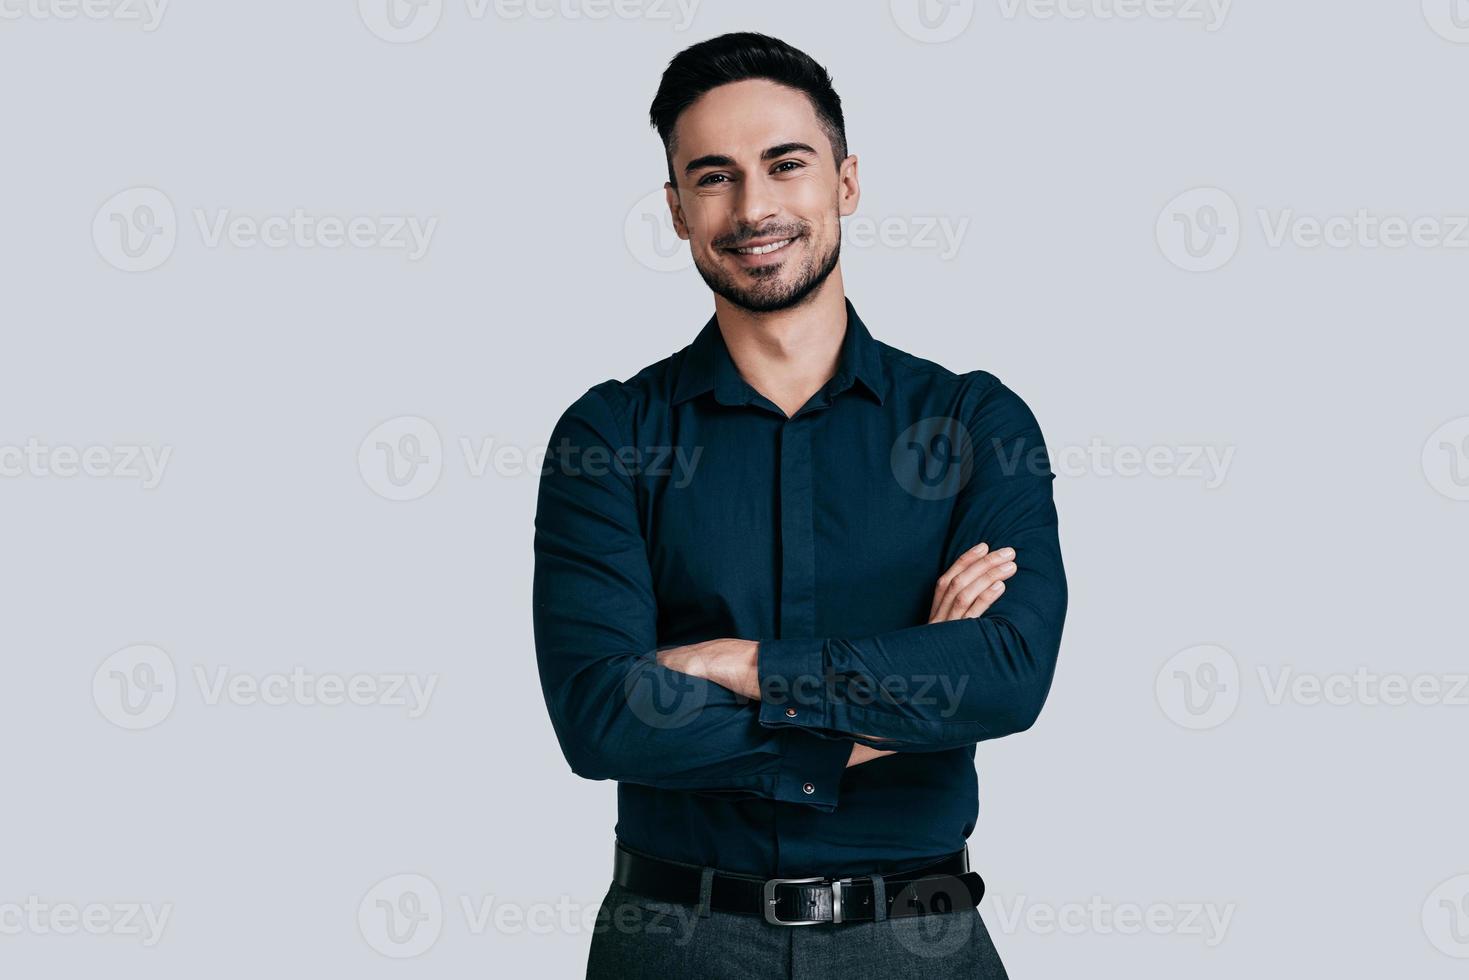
[{"xmin": 717, "ymin": 227, "xmax": 806, "ymax": 249}]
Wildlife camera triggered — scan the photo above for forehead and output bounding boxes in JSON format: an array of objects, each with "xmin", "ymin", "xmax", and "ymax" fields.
[{"xmin": 671, "ymin": 78, "xmax": 827, "ymax": 163}]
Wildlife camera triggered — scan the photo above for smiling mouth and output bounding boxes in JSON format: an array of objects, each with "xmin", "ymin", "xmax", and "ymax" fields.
[{"xmin": 726, "ymin": 236, "xmax": 797, "ymax": 256}]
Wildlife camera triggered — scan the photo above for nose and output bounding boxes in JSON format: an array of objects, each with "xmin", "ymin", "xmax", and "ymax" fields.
[{"xmin": 733, "ymin": 172, "xmax": 778, "ymax": 232}]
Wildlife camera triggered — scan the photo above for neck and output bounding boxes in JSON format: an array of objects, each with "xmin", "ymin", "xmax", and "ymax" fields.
[{"xmin": 711, "ymin": 271, "xmax": 848, "ymax": 419}]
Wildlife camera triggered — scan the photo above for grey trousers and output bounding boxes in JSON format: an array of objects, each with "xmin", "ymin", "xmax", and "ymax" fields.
[{"xmin": 586, "ymin": 879, "xmax": 1010, "ymax": 979}]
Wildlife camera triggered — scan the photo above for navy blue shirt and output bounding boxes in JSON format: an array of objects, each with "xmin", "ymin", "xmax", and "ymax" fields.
[{"xmin": 532, "ymin": 297, "xmax": 1067, "ymax": 878}]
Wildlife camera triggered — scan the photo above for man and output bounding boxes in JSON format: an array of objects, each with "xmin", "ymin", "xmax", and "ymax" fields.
[{"xmin": 533, "ymin": 31, "xmax": 1067, "ymax": 979}]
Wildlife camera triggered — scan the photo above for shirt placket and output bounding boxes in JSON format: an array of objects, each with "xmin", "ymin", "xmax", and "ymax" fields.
[
  {"xmin": 772, "ymin": 389, "xmax": 851, "ymax": 875},
  {"xmin": 777, "ymin": 416, "xmax": 817, "ymax": 642}
]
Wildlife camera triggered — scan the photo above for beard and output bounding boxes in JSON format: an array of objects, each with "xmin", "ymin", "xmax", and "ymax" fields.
[{"xmin": 691, "ymin": 223, "xmax": 842, "ymax": 314}]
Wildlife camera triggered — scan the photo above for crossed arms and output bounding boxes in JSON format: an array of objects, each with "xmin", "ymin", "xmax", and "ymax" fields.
[{"xmin": 530, "ymin": 374, "xmax": 1067, "ymax": 813}]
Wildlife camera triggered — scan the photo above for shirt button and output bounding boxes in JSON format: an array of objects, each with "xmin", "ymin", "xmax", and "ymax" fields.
[
  {"xmin": 785, "ymin": 707, "xmax": 798, "ymax": 718},
  {"xmin": 802, "ymin": 783, "xmax": 815, "ymax": 795}
]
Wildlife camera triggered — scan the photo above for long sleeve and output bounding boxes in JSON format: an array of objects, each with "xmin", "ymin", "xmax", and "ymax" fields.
[
  {"xmin": 756, "ymin": 373, "xmax": 1068, "ymax": 752},
  {"xmin": 532, "ymin": 384, "xmax": 853, "ymax": 809}
]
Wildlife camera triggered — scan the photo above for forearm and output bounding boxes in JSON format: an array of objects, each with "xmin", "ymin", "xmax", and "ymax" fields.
[
  {"xmin": 756, "ymin": 602, "xmax": 1063, "ymax": 751},
  {"xmin": 539, "ymin": 647, "xmax": 854, "ymax": 808},
  {"xmin": 657, "ymin": 541, "xmax": 1063, "ymax": 752},
  {"xmin": 654, "ymin": 638, "xmax": 896, "ymax": 764}
]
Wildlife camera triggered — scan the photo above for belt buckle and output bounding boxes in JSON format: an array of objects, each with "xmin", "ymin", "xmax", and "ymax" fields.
[{"xmin": 762, "ymin": 876, "xmax": 853, "ymax": 926}]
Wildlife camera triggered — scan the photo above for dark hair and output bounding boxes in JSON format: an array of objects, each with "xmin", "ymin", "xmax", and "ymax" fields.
[{"xmin": 648, "ymin": 32, "xmax": 848, "ymax": 189}]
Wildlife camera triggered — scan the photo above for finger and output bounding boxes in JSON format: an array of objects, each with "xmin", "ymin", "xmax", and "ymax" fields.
[
  {"xmin": 940, "ymin": 558, "xmax": 1022, "ymax": 620},
  {"xmin": 939, "ymin": 559, "xmax": 1018, "ymax": 622},
  {"xmin": 931, "ymin": 542, "xmax": 995, "ymax": 619},
  {"xmin": 930, "ymin": 542, "xmax": 988, "ymax": 619},
  {"xmin": 951, "ymin": 578, "xmax": 1007, "ymax": 621},
  {"xmin": 932, "ymin": 550, "xmax": 1017, "ymax": 622},
  {"xmin": 932, "ymin": 558, "xmax": 1016, "ymax": 623}
]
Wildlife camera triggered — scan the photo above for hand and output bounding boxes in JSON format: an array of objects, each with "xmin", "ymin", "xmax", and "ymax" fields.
[
  {"xmin": 655, "ymin": 638, "xmax": 761, "ymax": 700},
  {"xmin": 928, "ymin": 542, "xmax": 1018, "ymax": 623}
]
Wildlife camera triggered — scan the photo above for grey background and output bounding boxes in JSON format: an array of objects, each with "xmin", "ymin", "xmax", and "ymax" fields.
[{"xmin": 3, "ymin": 0, "xmax": 1467, "ymax": 976}]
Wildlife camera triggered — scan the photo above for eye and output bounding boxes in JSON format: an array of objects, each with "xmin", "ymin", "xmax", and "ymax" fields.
[
  {"xmin": 773, "ymin": 160, "xmax": 804, "ymax": 173},
  {"xmin": 697, "ymin": 173, "xmax": 730, "ymax": 186}
]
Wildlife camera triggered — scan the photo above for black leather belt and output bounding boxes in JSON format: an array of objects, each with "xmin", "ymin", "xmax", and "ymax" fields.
[{"xmin": 612, "ymin": 839, "xmax": 985, "ymax": 926}]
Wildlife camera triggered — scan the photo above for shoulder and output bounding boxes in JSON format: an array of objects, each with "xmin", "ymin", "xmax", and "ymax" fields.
[
  {"xmin": 878, "ymin": 340, "xmax": 1047, "ymax": 439},
  {"xmin": 878, "ymin": 341, "xmax": 1022, "ymax": 407},
  {"xmin": 548, "ymin": 344, "xmax": 687, "ymax": 439}
]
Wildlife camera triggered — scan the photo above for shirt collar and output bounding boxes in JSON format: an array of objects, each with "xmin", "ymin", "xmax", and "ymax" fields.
[{"xmin": 672, "ymin": 296, "xmax": 888, "ymax": 408}]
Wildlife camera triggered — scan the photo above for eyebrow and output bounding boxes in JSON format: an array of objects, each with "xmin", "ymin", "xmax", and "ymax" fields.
[{"xmin": 682, "ymin": 141, "xmax": 820, "ymax": 176}]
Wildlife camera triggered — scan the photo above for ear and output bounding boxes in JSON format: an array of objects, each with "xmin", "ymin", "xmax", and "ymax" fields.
[
  {"xmin": 665, "ymin": 181, "xmax": 690, "ymax": 241},
  {"xmin": 837, "ymin": 154, "xmax": 860, "ymax": 218}
]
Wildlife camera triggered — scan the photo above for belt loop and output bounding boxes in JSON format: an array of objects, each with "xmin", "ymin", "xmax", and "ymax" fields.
[
  {"xmin": 870, "ymin": 874, "xmax": 887, "ymax": 922},
  {"xmin": 696, "ymin": 866, "xmax": 716, "ymax": 918}
]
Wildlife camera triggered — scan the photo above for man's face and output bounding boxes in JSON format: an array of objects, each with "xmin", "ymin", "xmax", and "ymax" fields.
[{"xmin": 665, "ymin": 78, "xmax": 859, "ymax": 313}]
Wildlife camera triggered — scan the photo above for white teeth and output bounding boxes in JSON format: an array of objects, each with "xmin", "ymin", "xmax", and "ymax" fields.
[{"xmin": 733, "ymin": 237, "xmax": 794, "ymax": 255}]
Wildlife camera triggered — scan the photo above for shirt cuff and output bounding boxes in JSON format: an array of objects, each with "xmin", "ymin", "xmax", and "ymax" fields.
[
  {"xmin": 773, "ymin": 728, "xmax": 850, "ymax": 810},
  {"xmin": 757, "ymin": 637, "xmax": 829, "ymax": 731}
]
